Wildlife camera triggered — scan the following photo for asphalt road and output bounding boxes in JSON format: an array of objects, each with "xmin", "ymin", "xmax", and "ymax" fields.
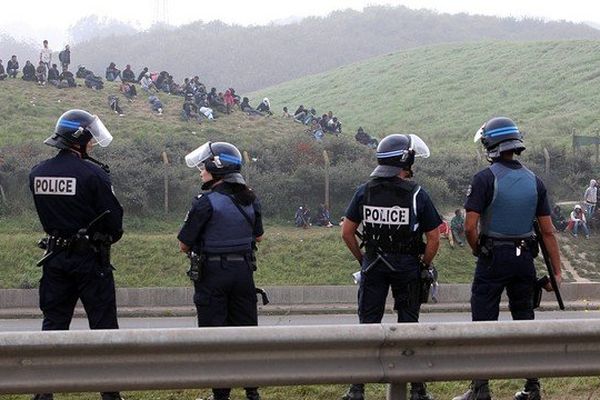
[{"xmin": 2, "ymin": 310, "xmax": 600, "ymax": 332}]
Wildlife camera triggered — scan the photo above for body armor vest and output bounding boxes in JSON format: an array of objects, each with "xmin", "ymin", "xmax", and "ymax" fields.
[
  {"xmin": 362, "ymin": 178, "xmax": 423, "ymax": 254},
  {"xmin": 202, "ymin": 191, "xmax": 254, "ymax": 254},
  {"xmin": 480, "ymin": 162, "xmax": 537, "ymax": 239}
]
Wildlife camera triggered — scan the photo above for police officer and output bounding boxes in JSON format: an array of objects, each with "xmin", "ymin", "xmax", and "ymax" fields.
[
  {"xmin": 29, "ymin": 109, "xmax": 124, "ymax": 400},
  {"xmin": 452, "ymin": 117, "xmax": 562, "ymax": 400},
  {"xmin": 341, "ymin": 134, "xmax": 441, "ymax": 400},
  {"xmin": 177, "ymin": 141, "xmax": 264, "ymax": 400}
]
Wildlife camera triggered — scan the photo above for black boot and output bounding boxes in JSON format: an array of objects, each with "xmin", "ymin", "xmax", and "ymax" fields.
[
  {"xmin": 514, "ymin": 379, "xmax": 541, "ymax": 400},
  {"xmin": 342, "ymin": 384, "xmax": 365, "ymax": 400},
  {"xmin": 101, "ymin": 392, "xmax": 123, "ymax": 400},
  {"xmin": 452, "ymin": 380, "xmax": 491, "ymax": 400},
  {"xmin": 410, "ymin": 382, "xmax": 434, "ymax": 400},
  {"xmin": 245, "ymin": 387, "xmax": 261, "ymax": 400},
  {"xmin": 32, "ymin": 394, "xmax": 53, "ymax": 400}
]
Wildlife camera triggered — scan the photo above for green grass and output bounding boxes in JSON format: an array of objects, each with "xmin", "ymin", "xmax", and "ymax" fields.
[
  {"xmin": 252, "ymin": 40, "xmax": 600, "ymax": 150},
  {"xmin": 2, "ymin": 378, "xmax": 600, "ymax": 400}
]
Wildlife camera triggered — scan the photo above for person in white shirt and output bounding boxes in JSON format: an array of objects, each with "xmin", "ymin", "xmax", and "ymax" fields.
[
  {"xmin": 40, "ymin": 40, "xmax": 52, "ymax": 70},
  {"xmin": 583, "ymin": 179, "xmax": 597, "ymax": 220}
]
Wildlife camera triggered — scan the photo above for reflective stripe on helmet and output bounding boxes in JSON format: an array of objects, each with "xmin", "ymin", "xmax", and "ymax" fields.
[{"xmin": 485, "ymin": 126, "xmax": 520, "ymax": 137}]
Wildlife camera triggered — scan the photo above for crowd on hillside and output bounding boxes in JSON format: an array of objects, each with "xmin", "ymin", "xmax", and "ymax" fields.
[{"xmin": 1, "ymin": 40, "xmax": 272, "ymax": 122}]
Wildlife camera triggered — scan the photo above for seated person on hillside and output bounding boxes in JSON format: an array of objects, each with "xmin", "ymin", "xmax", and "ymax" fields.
[
  {"xmin": 223, "ymin": 89, "xmax": 235, "ymax": 114},
  {"xmin": 551, "ymin": 205, "xmax": 567, "ymax": 232},
  {"xmin": 0, "ymin": 59, "xmax": 7, "ymax": 80},
  {"xmin": 326, "ymin": 116, "xmax": 342, "ymax": 135},
  {"xmin": 240, "ymin": 97, "xmax": 264, "ymax": 116},
  {"xmin": 293, "ymin": 105, "xmax": 306, "ymax": 123},
  {"xmin": 302, "ymin": 108, "xmax": 316, "ymax": 125},
  {"xmin": 119, "ymin": 82, "xmax": 137, "ymax": 100},
  {"xmin": 22, "ymin": 60, "xmax": 36, "ymax": 81},
  {"xmin": 137, "ymin": 67, "xmax": 149, "ymax": 83},
  {"xmin": 84, "ymin": 72, "xmax": 104, "ymax": 90},
  {"xmin": 256, "ymin": 98, "xmax": 273, "ymax": 115},
  {"xmin": 76, "ymin": 65, "xmax": 92, "ymax": 78},
  {"xmin": 282, "ymin": 106, "xmax": 291, "ymax": 118},
  {"xmin": 58, "ymin": 66, "xmax": 76, "ymax": 88},
  {"xmin": 569, "ymin": 204, "xmax": 590, "ymax": 239},
  {"xmin": 355, "ymin": 127, "xmax": 378, "ymax": 148},
  {"xmin": 438, "ymin": 219, "xmax": 455, "ymax": 248},
  {"xmin": 108, "ymin": 95, "xmax": 124, "ymax": 116},
  {"xmin": 315, "ymin": 204, "xmax": 334, "ymax": 227},
  {"xmin": 182, "ymin": 94, "xmax": 202, "ymax": 123},
  {"xmin": 199, "ymin": 106, "xmax": 214, "ymax": 120},
  {"xmin": 310, "ymin": 119, "xmax": 325, "ymax": 142},
  {"xmin": 450, "ymin": 209, "xmax": 466, "ymax": 247},
  {"xmin": 122, "ymin": 65, "xmax": 136, "ymax": 83},
  {"xmin": 207, "ymin": 87, "xmax": 227, "ymax": 113},
  {"xmin": 35, "ymin": 61, "xmax": 47, "ymax": 85},
  {"xmin": 294, "ymin": 206, "xmax": 311, "ymax": 228},
  {"xmin": 47, "ymin": 63, "xmax": 60, "ymax": 86},
  {"xmin": 7, "ymin": 55, "xmax": 19, "ymax": 78},
  {"xmin": 140, "ymin": 73, "xmax": 158, "ymax": 93},
  {"xmin": 148, "ymin": 95, "xmax": 163, "ymax": 115},
  {"xmin": 105, "ymin": 62, "xmax": 121, "ymax": 81}
]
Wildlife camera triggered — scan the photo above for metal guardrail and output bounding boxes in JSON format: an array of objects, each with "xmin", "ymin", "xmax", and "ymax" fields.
[{"xmin": 2, "ymin": 320, "xmax": 600, "ymax": 399}]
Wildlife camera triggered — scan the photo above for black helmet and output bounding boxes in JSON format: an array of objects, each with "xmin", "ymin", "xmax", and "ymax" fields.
[
  {"xmin": 475, "ymin": 117, "xmax": 525, "ymax": 158},
  {"xmin": 45, "ymin": 109, "xmax": 112, "ymax": 151},
  {"xmin": 185, "ymin": 141, "xmax": 243, "ymax": 176},
  {"xmin": 371, "ymin": 134, "xmax": 430, "ymax": 177}
]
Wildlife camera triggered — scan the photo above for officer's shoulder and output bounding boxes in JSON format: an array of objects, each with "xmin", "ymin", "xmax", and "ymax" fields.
[
  {"xmin": 80, "ymin": 158, "xmax": 110, "ymax": 179},
  {"xmin": 192, "ymin": 192, "xmax": 212, "ymax": 207}
]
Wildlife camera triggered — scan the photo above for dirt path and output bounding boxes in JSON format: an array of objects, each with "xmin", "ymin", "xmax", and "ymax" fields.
[{"xmin": 557, "ymin": 236, "xmax": 591, "ymax": 282}]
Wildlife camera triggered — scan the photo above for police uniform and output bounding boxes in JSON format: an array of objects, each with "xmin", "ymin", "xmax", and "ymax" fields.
[
  {"xmin": 465, "ymin": 159, "xmax": 550, "ymax": 321},
  {"xmin": 453, "ymin": 117, "xmax": 550, "ymax": 400},
  {"xmin": 178, "ymin": 184, "xmax": 263, "ymax": 328},
  {"xmin": 342, "ymin": 134, "xmax": 439, "ymax": 400},
  {"xmin": 345, "ymin": 177, "xmax": 441, "ymax": 323},
  {"xmin": 178, "ymin": 141, "xmax": 264, "ymax": 400},
  {"xmin": 29, "ymin": 109, "xmax": 123, "ymax": 400}
]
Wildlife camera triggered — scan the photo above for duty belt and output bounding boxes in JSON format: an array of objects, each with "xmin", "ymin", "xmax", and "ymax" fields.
[
  {"xmin": 47, "ymin": 236, "xmax": 75, "ymax": 250},
  {"xmin": 206, "ymin": 254, "xmax": 247, "ymax": 262}
]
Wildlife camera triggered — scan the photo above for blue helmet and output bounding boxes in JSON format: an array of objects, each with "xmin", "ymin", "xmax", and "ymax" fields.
[
  {"xmin": 371, "ymin": 134, "xmax": 430, "ymax": 177},
  {"xmin": 185, "ymin": 141, "xmax": 243, "ymax": 176},
  {"xmin": 475, "ymin": 117, "xmax": 525, "ymax": 158},
  {"xmin": 45, "ymin": 109, "xmax": 112, "ymax": 151}
]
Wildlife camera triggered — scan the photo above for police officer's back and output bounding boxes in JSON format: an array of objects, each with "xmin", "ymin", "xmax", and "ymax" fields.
[
  {"xmin": 341, "ymin": 134, "xmax": 441, "ymax": 400},
  {"xmin": 453, "ymin": 117, "xmax": 562, "ymax": 400},
  {"xmin": 29, "ymin": 109, "xmax": 124, "ymax": 400},
  {"xmin": 177, "ymin": 141, "xmax": 263, "ymax": 400}
]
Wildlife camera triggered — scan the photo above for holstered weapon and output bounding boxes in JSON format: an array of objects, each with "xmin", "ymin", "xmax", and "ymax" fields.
[
  {"xmin": 533, "ymin": 220, "xmax": 565, "ymax": 310},
  {"xmin": 186, "ymin": 251, "xmax": 203, "ymax": 282}
]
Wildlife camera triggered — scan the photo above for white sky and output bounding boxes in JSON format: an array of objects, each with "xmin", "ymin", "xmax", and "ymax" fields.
[{"xmin": 1, "ymin": 0, "xmax": 599, "ymax": 46}]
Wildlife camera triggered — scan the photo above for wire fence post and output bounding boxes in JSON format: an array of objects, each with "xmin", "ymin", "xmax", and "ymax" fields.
[
  {"xmin": 386, "ymin": 382, "xmax": 407, "ymax": 400},
  {"xmin": 161, "ymin": 151, "xmax": 169, "ymax": 213},
  {"xmin": 323, "ymin": 150, "xmax": 330, "ymax": 209}
]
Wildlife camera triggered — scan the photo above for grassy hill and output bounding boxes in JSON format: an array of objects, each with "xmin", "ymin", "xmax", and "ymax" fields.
[{"xmin": 253, "ymin": 40, "xmax": 600, "ymax": 150}]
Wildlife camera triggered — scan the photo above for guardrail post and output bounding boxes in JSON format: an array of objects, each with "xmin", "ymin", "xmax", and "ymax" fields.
[{"xmin": 386, "ymin": 382, "xmax": 407, "ymax": 400}]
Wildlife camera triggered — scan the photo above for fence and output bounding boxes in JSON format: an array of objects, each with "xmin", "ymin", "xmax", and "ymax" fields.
[{"xmin": 2, "ymin": 320, "xmax": 600, "ymax": 399}]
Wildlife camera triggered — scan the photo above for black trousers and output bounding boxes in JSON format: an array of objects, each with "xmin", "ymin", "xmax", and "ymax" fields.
[{"xmin": 39, "ymin": 251, "xmax": 118, "ymax": 331}]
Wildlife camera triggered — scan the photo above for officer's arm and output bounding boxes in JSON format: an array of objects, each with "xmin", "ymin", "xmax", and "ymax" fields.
[
  {"xmin": 422, "ymin": 227, "xmax": 440, "ymax": 266},
  {"xmin": 465, "ymin": 211, "xmax": 480, "ymax": 252},
  {"xmin": 341, "ymin": 218, "xmax": 362, "ymax": 264},
  {"xmin": 537, "ymin": 215, "xmax": 562, "ymax": 289},
  {"xmin": 179, "ymin": 241, "xmax": 191, "ymax": 253}
]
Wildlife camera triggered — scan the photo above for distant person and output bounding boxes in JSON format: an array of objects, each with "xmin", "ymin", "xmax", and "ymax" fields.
[
  {"xmin": 450, "ymin": 209, "xmax": 466, "ymax": 247},
  {"xmin": 119, "ymin": 81, "xmax": 137, "ymax": 101},
  {"xmin": 148, "ymin": 95, "xmax": 163, "ymax": 115},
  {"xmin": 355, "ymin": 127, "xmax": 378, "ymax": 148},
  {"xmin": 58, "ymin": 45, "xmax": 70, "ymax": 70},
  {"xmin": 223, "ymin": 89, "xmax": 235, "ymax": 114},
  {"xmin": 140, "ymin": 73, "xmax": 157, "ymax": 93},
  {"xmin": 35, "ymin": 61, "xmax": 47, "ymax": 86},
  {"xmin": 240, "ymin": 97, "xmax": 264, "ymax": 116},
  {"xmin": 122, "ymin": 65, "xmax": 136, "ymax": 83},
  {"xmin": 583, "ymin": 179, "xmax": 597, "ymax": 220},
  {"xmin": 105, "ymin": 62, "xmax": 121, "ymax": 81},
  {"xmin": 137, "ymin": 67, "xmax": 148, "ymax": 83},
  {"xmin": 0, "ymin": 59, "xmax": 7, "ymax": 80},
  {"xmin": 39, "ymin": 40, "xmax": 52, "ymax": 70},
  {"xmin": 256, "ymin": 98, "xmax": 273, "ymax": 115},
  {"xmin": 47, "ymin": 63, "xmax": 60, "ymax": 85},
  {"xmin": 84, "ymin": 72, "xmax": 104, "ymax": 90},
  {"xmin": 7, "ymin": 55, "xmax": 19, "ymax": 78},
  {"xmin": 282, "ymin": 106, "xmax": 291, "ymax": 118},
  {"xmin": 293, "ymin": 105, "xmax": 306, "ymax": 122},
  {"xmin": 315, "ymin": 204, "xmax": 333, "ymax": 227},
  {"xmin": 58, "ymin": 66, "xmax": 76, "ymax": 88},
  {"xmin": 551, "ymin": 205, "xmax": 567, "ymax": 232},
  {"xmin": 294, "ymin": 206, "xmax": 310, "ymax": 228},
  {"xmin": 182, "ymin": 94, "xmax": 202, "ymax": 122},
  {"xmin": 76, "ymin": 65, "xmax": 93, "ymax": 79},
  {"xmin": 569, "ymin": 204, "xmax": 590, "ymax": 239},
  {"xmin": 22, "ymin": 60, "xmax": 36, "ymax": 81},
  {"xmin": 108, "ymin": 95, "xmax": 124, "ymax": 116}
]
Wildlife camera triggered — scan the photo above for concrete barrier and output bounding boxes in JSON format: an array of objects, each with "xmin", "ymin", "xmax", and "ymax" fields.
[{"xmin": 2, "ymin": 283, "xmax": 600, "ymax": 318}]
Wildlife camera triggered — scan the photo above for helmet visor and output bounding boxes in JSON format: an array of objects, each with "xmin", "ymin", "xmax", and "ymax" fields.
[
  {"xmin": 185, "ymin": 142, "xmax": 213, "ymax": 168},
  {"xmin": 474, "ymin": 124, "xmax": 485, "ymax": 143},
  {"xmin": 409, "ymin": 134, "xmax": 430, "ymax": 158},
  {"xmin": 88, "ymin": 116, "xmax": 113, "ymax": 147}
]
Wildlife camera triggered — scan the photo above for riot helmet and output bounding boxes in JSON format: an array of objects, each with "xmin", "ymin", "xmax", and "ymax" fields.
[
  {"xmin": 371, "ymin": 134, "xmax": 430, "ymax": 178},
  {"xmin": 185, "ymin": 141, "xmax": 245, "ymax": 184},
  {"xmin": 474, "ymin": 117, "xmax": 525, "ymax": 159},
  {"xmin": 45, "ymin": 109, "xmax": 113, "ymax": 151}
]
